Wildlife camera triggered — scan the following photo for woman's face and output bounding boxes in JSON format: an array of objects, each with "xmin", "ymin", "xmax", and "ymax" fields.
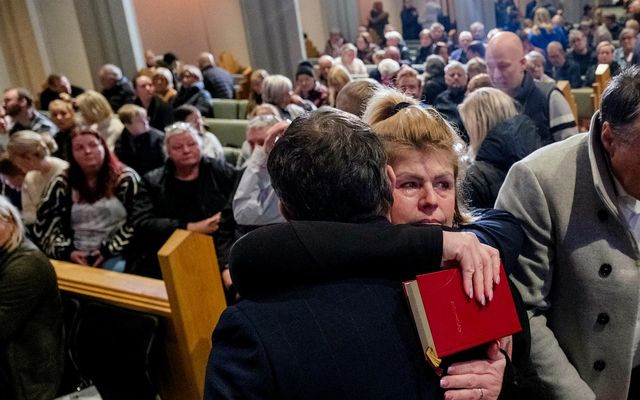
[
  {"xmin": 527, "ymin": 60, "xmax": 545, "ymax": 80},
  {"xmin": 251, "ymin": 77, "xmax": 264, "ymax": 94},
  {"xmin": 49, "ymin": 103, "xmax": 75, "ymax": 130},
  {"xmin": 153, "ymin": 76, "xmax": 169, "ymax": 94},
  {"xmin": 390, "ymin": 149, "xmax": 456, "ymax": 227},
  {"xmin": 296, "ymin": 74, "xmax": 315, "ymax": 93},
  {"xmin": 356, "ymin": 36, "xmax": 367, "ymax": 50},
  {"xmin": 72, "ymin": 134, "xmax": 105, "ymax": 174},
  {"xmin": 11, "ymin": 153, "xmax": 39, "ymax": 173},
  {"xmin": 0, "ymin": 215, "xmax": 14, "ymax": 248},
  {"xmin": 343, "ymin": 49, "xmax": 356, "ymax": 64},
  {"xmin": 167, "ymin": 131, "xmax": 201, "ymax": 170}
]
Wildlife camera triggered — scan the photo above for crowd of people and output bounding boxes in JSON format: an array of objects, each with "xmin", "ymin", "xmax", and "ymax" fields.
[{"xmin": 2, "ymin": 1, "xmax": 640, "ymax": 399}]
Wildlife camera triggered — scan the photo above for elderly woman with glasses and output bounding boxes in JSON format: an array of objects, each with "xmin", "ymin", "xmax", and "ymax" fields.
[
  {"xmin": 131, "ymin": 122, "xmax": 239, "ymax": 278},
  {"xmin": 0, "ymin": 196, "xmax": 64, "ymax": 400},
  {"xmin": 33, "ymin": 127, "xmax": 139, "ymax": 272}
]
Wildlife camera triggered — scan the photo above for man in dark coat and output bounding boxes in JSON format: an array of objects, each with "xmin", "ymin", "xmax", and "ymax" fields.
[
  {"xmin": 98, "ymin": 64, "xmax": 135, "ymax": 112},
  {"xmin": 115, "ymin": 104, "xmax": 165, "ymax": 176},
  {"xmin": 171, "ymin": 65, "xmax": 214, "ymax": 118},
  {"xmin": 434, "ymin": 61, "xmax": 468, "ymax": 142},
  {"xmin": 197, "ymin": 52, "xmax": 235, "ymax": 99},
  {"xmin": 204, "ymin": 108, "xmax": 520, "ymax": 400},
  {"xmin": 547, "ymin": 41, "xmax": 583, "ymax": 88}
]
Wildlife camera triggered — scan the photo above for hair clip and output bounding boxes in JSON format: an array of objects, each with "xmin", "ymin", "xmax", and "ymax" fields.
[{"xmin": 392, "ymin": 102, "xmax": 411, "ymax": 116}]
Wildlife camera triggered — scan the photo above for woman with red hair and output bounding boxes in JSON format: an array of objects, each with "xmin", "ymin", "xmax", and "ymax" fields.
[{"xmin": 33, "ymin": 127, "xmax": 139, "ymax": 271}]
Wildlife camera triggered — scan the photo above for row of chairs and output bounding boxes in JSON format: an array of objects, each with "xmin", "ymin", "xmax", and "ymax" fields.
[{"xmin": 211, "ymin": 98, "xmax": 248, "ymax": 119}]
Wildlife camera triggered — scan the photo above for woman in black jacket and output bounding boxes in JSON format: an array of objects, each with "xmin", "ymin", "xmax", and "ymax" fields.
[
  {"xmin": 130, "ymin": 122, "xmax": 238, "ymax": 278},
  {"xmin": 459, "ymin": 88, "xmax": 542, "ymax": 209}
]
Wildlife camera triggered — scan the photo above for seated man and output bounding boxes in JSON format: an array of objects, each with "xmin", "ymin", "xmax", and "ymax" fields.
[
  {"xmin": 205, "ymin": 108, "xmax": 505, "ymax": 399},
  {"xmin": 434, "ymin": 61, "xmax": 468, "ymax": 142},
  {"xmin": 171, "ymin": 65, "xmax": 214, "ymax": 118},
  {"xmin": 546, "ymin": 41, "xmax": 583, "ymax": 88},
  {"xmin": 115, "ymin": 104, "xmax": 165, "ymax": 175},
  {"xmin": 197, "ymin": 52, "xmax": 235, "ymax": 99},
  {"xmin": 232, "ymin": 115, "xmax": 285, "ymax": 228},
  {"xmin": 3, "ymin": 88, "xmax": 58, "ymax": 136},
  {"xmin": 566, "ymin": 29, "xmax": 595, "ymax": 76},
  {"xmin": 98, "ymin": 64, "xmax": 135, "ymax": 112},
  {"xmin": 39, "ymin": 74, "xmax": 84, "ymax": 111}
]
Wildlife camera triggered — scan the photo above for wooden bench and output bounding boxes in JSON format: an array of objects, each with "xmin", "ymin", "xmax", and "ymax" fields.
[
  {"xmin": 592, "ymin": 64, "xmax": 611, "ymax": 111},
  {"xmin": 52, "ymin": 230, "xmax": 227, "ymax": 399}
]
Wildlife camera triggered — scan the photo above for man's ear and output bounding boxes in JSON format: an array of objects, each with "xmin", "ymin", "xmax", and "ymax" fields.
[
  {"xmin": 601, "ymin": 121, "xmax": 617, "ymax": 157},
  {"xmin": 386, "ymin": 164, "xmax": 396, "ymax": 188},
  {"xmin": 278, "ymin": 201, "xmax": 292, "ymax": 221}
]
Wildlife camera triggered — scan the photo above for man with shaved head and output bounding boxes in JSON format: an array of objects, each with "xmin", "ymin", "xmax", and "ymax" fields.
[
  {"xmin": 486, "ymin": 32, "xmax": 577, "ymax": 145},
  {"xmin": 546, "ymin": 41, "xmax": 583, "ymax": 88},
  {"xmin": 197, "ymin": 52, "xmax": 235, "ymax": 99}
]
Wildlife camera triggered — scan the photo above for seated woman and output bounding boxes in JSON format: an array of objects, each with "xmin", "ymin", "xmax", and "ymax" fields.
[
  {"xmin": 458, "ymin": 88, "xmax": 541, "ymax": 208},
  {"xmin": 7, "ymin": 130, "xmax": 69, "ymax": 229},
  {"xmin": 246, "ymin": 69, "xmax": 269, "ymax": 117},
  {"xmin": 363, "ymin": 88, "xmax": 545, "ymax": 399},
  {"xmin": 262, "ymin": 74, "xmax": 313, "ymax": 120},
  {"xmin": 152, "ymin": 67, "xmax": 178, "ymax": 104},
  {"xmin": 76, "ymin": 90, "xmax": 124, "ymax": 151},
  {"xmin": 131, "ymin": 122, "xmax": 238, "ymax": 278},
  {"xmin": 33, "ymin": 127, "xmax": 139, "ymax": 272},
  {"xmin": 293, "ymin": 62, "xmax": 328, "ymax": 108},
  {"xmin": 335, "ymin": 43, "xmax": 368, "ymax": 75},
  {"xmin": 48, "ymin": 99, "xmax": 77, "ymax": 160},
  {"xmin": 0, "ymin": 196, "xmax": 63, "ymax": 400}
]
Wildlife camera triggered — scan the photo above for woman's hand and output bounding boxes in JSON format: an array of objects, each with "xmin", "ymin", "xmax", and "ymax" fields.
[
  {"xmin": 441, "ymin": 341, "xmax": 506, "ymax": 400},
  {"xmin": 89, "ymin": 250, "xmax": 105, "ymax": 267},
  {"xmin": 70, "ymin": 250, "xmax": 90, "ymax": 266},
  {"xmin": 442, "ymin": 231, "xmax": 501, "ymax": 305},
  {"xmin": 187, "ymin": 212, "xmax": 221, "ymax": 234}
]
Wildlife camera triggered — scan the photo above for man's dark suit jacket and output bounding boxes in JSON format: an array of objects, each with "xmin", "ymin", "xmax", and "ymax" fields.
[
  {"xmin": 205, "ymin": 212, "xmax": 545, "ymax": 399},
  {"xmin": 551, "ymin": 60, "xmax": 583, "ymax": 88}
]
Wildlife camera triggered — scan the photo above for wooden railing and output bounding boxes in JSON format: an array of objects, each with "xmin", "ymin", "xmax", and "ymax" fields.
[{"xmin": 52, "ymin": 229, "xmax": 227, "ymax": 400}]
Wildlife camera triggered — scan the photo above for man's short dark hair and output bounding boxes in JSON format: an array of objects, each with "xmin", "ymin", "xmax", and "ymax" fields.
[
  {"xmin": 5, "ymin": 87, "xmax": 33, "ymax": 107},
  {"xmin": 601, "ymin": 65, "xmax": 640, "ymax": 140},
  {"xmin": 173, "ymin": 105, "xmax": 200, "ymax": 121},
  {"xmin": 467, "ymin": 41, "xmax": 485, "ymax": 58},
  {"xmin": 268, "ymin": 107, "xmax": 393, "ymax": 222}
]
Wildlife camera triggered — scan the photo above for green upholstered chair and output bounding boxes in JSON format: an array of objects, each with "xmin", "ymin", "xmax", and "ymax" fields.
[{"xmin": 205, "ymin": 118, "xmax": 248, "ymax": 148}]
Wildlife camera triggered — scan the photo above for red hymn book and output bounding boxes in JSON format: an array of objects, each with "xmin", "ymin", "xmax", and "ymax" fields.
[{"xmin": 403, "ymin": 263, "xmax": 521, "ymax": 367}]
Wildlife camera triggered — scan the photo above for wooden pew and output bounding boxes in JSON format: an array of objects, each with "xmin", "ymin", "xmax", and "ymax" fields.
[
  {"xmin": 556, "ymin": 80, "xmax": 578, "ymax": 122},
  {"xmin": 592, "ymin": 64, "xmax": 611, "ymax": 111},
  {"xmin": 52, "ymin": 229, "xmax": 227, "ymax": 400}
]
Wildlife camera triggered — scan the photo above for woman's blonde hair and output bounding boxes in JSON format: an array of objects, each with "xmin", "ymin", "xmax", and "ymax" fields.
[
  {"xmin": 76, "ymin": 90, "xmax": 113, "ymax": 124},
  {"xmin": 7, "ymin": 130, "xmax": 57, "ymax": 159},
  {"xmin": 327, "ymin": 65, "xmax": 352, "ymax": 106},
  {"xmin": 458, "ymin": 87, "xmax": 519, "ymax": 157},
  {"xmin": 532, "ymin": 7, "xmax": 553, "ymax": 35},
  {"xmin": 0, "ymin": 195, "xmax": 24, "ymax": 252},
  {"xmin": 363, "ymin": 87, "xmax": 471, "ymax": 225}
]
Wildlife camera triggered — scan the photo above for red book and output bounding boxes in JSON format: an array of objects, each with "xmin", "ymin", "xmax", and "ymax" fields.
[{"xmin": 403, "ymin": 264, "xmax": 521, "ymax": 365}]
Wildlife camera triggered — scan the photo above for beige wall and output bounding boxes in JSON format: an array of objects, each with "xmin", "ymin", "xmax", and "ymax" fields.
[
  {"xmin": 133, "ymin": 0, "xmax": 250, "ymax": 67},
  {"xmin": 299, "ymin": 0, "xmax": 328, "ymax": 55},
  {"xmin": 30, "ymin": 0, "xmax": 94, "ymax": 90}
]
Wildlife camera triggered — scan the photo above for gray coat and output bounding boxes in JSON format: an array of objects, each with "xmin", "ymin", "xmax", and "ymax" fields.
[{"xmin": 496, "ymin": 112, "xmax": 640, "ymax": 400}]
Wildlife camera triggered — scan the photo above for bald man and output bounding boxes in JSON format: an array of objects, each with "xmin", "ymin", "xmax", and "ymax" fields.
[
  {"xmin": 198, "ymin": 52, "xmax": 235, "ymax": 99},
  {"xmin": 546, "ymin": 41, "xmax": 583, "ymax": 88},
  {"xmin": 486, "ymin": 32, "xmax": 577, "ymax": 145}
]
